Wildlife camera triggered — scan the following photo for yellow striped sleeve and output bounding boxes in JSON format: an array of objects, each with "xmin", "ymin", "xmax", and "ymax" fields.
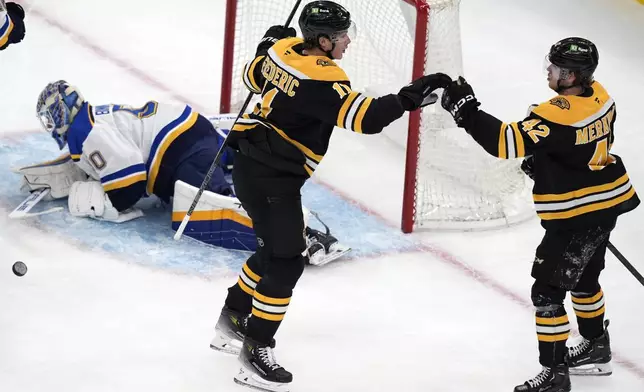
[
  {"xmin": 498, "ymin": 122, "xmax": 507, "ymax": 159},
  {"xmin": 243, "ymin": 55, "xmax": 265, "ymax": 94},
  {"xmin": 353, "ymin": 97, "xmax": 373, "ymax": 134},
  {"xmin": 337, "ymin": 92, "xmax": 359, "ymax": 128},
  {"xmin": 511, "ymin": 123, "xmax": 526, "ymax": 157}
]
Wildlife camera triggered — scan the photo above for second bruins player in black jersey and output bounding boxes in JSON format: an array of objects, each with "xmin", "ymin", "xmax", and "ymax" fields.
[
  {"xmin": 441, "ymin": 38, "xmax": 640, "ymax": 392},
  {"xmin": 210, "ymin": 1, "xmax": 452, "ymax": 391}
]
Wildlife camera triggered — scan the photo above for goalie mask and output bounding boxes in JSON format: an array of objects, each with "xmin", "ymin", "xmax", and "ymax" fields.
[{"xmin": 36, "ymin": 80, "xmax": 85, "ymax": 149}]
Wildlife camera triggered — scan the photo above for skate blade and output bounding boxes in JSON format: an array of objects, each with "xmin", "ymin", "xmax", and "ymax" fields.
[
  {"xmin": 234, "ymin": 366, "xmax": 290, "ymax": 392},
  {"xmin": 209, "ymin": 327, "xmax": 242, "ymax": 355},
  {"xmin": 570, "ymin": 361, "xmax": 612, "ymax": 376},
  {"xmin": 309, "ymin": 247, "xmax": 351, "ymax": 267}
]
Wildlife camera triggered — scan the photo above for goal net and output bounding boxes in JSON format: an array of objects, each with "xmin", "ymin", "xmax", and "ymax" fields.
[{"xmin": 220, "ymin": 0, "xmax": 534, "ymax": 232}]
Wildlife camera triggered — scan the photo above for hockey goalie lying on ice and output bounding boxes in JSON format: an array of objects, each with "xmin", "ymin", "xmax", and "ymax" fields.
[{"xmin": 15, "ymin": 80, "xmax": 349, "ymax": 266}]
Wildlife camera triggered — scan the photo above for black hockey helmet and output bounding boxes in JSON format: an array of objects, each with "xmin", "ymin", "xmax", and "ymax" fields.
[
  {"xmin": 299, "ymin": 1, "xmax": 352, "ymax": 56},
  {"xmin": 548, "ymin": 37, "xmax": 598, "ymax": 87}
]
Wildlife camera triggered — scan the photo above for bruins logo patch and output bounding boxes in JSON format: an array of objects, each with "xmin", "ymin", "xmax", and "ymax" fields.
[
  {"xmin": 316, "ymin": 58, "xmax": 334, "ymax": 67},
  {"xmin": 549, "ymin": 97, "xmax": 571, "ymax": 110}
]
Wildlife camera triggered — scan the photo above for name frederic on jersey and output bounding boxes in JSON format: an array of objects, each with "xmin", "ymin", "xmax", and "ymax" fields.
[{"xmin": 261, "ymin": 56, "xmax": 300, "ymax": 97}]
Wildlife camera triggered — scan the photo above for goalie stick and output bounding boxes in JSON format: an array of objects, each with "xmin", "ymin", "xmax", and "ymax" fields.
[
  {"xmin": 9, "ymin": 188, "xmax": 64, "ymax": 219},
  {"xmin": 174, "ymin": 0, "xmax": 303, "ymax": 241}
]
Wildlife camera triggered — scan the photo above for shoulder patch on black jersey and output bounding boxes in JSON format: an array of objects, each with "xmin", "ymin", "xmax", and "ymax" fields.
[
  {"xmin": 269, "ymin": 37, "xmax": 349, "ymax": 82},
  {"xmin": 532, "ymin": 82, "xmax": 613, "ymax": 127},
  {"xmin": 549, "ymin": 97, "xmax": 570, "ymax": 110}
]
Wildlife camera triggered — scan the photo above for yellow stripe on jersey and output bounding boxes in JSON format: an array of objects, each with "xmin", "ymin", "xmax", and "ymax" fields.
[
  {"xmin": 354, "ymin": 97, "xmax": 373, "ymax": 134},
  {"xmin": 270, "ymin": 38, "xmax": 349, "ymax": 82},
  {"xmin": 267, "ymin": 123, "xmax": 323, "ymax": 163},
  {"xmin": 147, "ymin": 111, "xmax": 199, "ymax": 195},
  {"xmin": 511, "ymin": 123, "xmax": 526, "ymax": 157},
  {"xmin": 337, "ymin": 92, "xmax": 359, "ymax": 128},
  {"xmin": 537, "ymin": 186, "xmax": 636, "ymax": 220},
  {"xmin": 532, "ymin": 82, "xmax": 611, "ymax": 126},
  {"xmin": 533, "ymin": 174, "xmax": 629, "ymax": 202},
  {"xmin": 232, "ymin": 122, "xmax": 260, "ymax": 132},
  {"xmin": 103, "ymin": 173, "xmax": 147, "ymax": 192},
  {"xmin": 498, "ymin": 122, "xmax": 507, "ymax": 159},
  {"xmin": 243, "ymin": 55, "xmax": 265, "ymax": 93}
]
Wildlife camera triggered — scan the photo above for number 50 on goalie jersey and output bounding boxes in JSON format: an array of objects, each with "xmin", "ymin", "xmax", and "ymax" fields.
[
  {"xmin": 466, "ymin": 81, "xmax": 639, "ymax": 228},
  {"xmin": 228, "ymin": 37, "xmax": 406, "ymax": 176},
  {"xmin": 65, "ymin": 101, "xmax": 214, "ymax": 211}
]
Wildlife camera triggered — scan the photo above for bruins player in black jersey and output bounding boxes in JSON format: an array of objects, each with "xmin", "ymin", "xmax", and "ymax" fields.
[
  {"xmin": 209, "ymin": 1, "xmax": 452, "ymax": 391},
  {"xmin": 441, "ymin": 37, "xmax": 640, "ymax": 392}
]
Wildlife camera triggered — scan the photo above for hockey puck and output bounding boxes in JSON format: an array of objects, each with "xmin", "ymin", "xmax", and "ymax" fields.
[{"xmin": 12, "ymin": 261, "xmax": 27, "ymax": 277}]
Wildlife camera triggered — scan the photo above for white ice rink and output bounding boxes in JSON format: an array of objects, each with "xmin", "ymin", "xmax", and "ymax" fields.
[{"xmin": 1, "ymin": 0, "xmax": 644, "ymax": 391}]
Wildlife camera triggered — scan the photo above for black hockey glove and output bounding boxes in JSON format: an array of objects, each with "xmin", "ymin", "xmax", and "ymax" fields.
[
  {"xmin": 0, "ymin": 2, "xmax": 26, "ymax": 50},
  {"xmin": 398, "ymin": 73, "xmax": 452, "ymax": 111},
  {"xmin": 441, "ymin": 76, "xmax": 481, "ymax": 128},
  {"xmin": 521, "ymin": 155, "xmax": 535, "ymax": 180},
  {"xmin": 256, "ymin": 25, "xmax": 297, "ymax": 55}
]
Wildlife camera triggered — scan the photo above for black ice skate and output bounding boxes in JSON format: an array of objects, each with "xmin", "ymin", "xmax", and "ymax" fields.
[
  {"xmin": 234, "ymin": 338, "xmax": 292, "ymax": 392},
  {"xmin": 210, "ymin": 306, "xmax": 275, "ymax": 355},
  {"xmin": 568, "ymin": 320, "xmax": 612, "ymax": 376},
  {"xmin": 305, "ymin": 226, "xmax": 350, "ymax": 267},
  {"xmin": 514, "ymin": 365, "xmax": 571, "ymax": 392},
  {"xmin": 210, "ymin": 306, "xmax": 248, "ymax": 355}
]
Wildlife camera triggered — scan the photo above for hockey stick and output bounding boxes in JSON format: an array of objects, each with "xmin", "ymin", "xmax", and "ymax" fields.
[
  {"xmin": 607, "ymin": 241, "xmax": 644, "ymax": 287},
  {"xmin": 9, "ymin": 188, "xmax": 64, "ymax": 219},
  {"xmin": 173, "ymin": 0, "xmax": 303, "ymax": 241}
]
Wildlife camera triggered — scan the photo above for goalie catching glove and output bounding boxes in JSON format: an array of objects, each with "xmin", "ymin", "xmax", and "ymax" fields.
[
  {"xmin": 398, "ymin": 73, "xmax": 452, "ymax": 111},
  {"xmin": 15, "ymin": 154, "xmax": 88, "ymax": 199},
  {"xmin": 68, "ymin": 181, "xmax": 144, "ymax": 223}
]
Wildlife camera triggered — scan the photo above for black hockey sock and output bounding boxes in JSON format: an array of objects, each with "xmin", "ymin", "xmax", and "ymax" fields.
[
  {"xmin": 571, "ymin": 289, "xmax": 606, "ymax": 339},
  {"xmin": 225, "ymin": 255, "xmax": 264, "ymax": 314},
  {"xmin": 536, "ymin": 306, "xmax": 570, "ymax": 367}
]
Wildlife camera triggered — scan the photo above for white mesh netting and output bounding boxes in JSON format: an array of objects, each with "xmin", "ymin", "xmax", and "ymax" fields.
[{"xmin": 225, "ymin": 0, "xmax": 534, "ymax": 230}]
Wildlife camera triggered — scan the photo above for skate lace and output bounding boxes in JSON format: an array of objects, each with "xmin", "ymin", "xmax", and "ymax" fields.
[
  {"xmin": 527, "ymin": 367, "xmax": 551, "ymax": 388},
  {"xmin": 257, "ymin": 346, "xmax": 281, "ymax": 371},
  {"xmin": 569, "ymin": 338, "xmax": 591, "ymax": 358}
]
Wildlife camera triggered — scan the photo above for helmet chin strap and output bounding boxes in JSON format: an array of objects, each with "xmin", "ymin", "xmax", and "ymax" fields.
[
  {"xmin": 325, "ymin": 43, "xmax": 336, "ymax": 59},
  {"xmin": 315, "ymin": 34, "xmax": 336, "ymax": 59}
]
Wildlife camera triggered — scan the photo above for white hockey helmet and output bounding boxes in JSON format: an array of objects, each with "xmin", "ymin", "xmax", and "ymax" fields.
[{"xmin": 36, "ymin": 80, "xmax": 85, "ymax": 149}]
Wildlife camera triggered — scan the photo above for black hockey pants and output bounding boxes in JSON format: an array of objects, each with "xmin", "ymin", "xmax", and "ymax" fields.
[{"xmin": 224, "ymin": 152, "xmax": 307, "ymax": 345}]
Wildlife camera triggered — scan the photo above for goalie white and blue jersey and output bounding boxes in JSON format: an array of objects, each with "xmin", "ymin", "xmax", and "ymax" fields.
[{"xmin": 65, "ymin": 101, "xmax": 213, "ymax": 211}]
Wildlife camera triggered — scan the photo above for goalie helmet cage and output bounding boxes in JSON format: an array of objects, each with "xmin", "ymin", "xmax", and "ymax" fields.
[{"xmin": 220, "ymin": 0, "xmax": 534, "ymax": 233}]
